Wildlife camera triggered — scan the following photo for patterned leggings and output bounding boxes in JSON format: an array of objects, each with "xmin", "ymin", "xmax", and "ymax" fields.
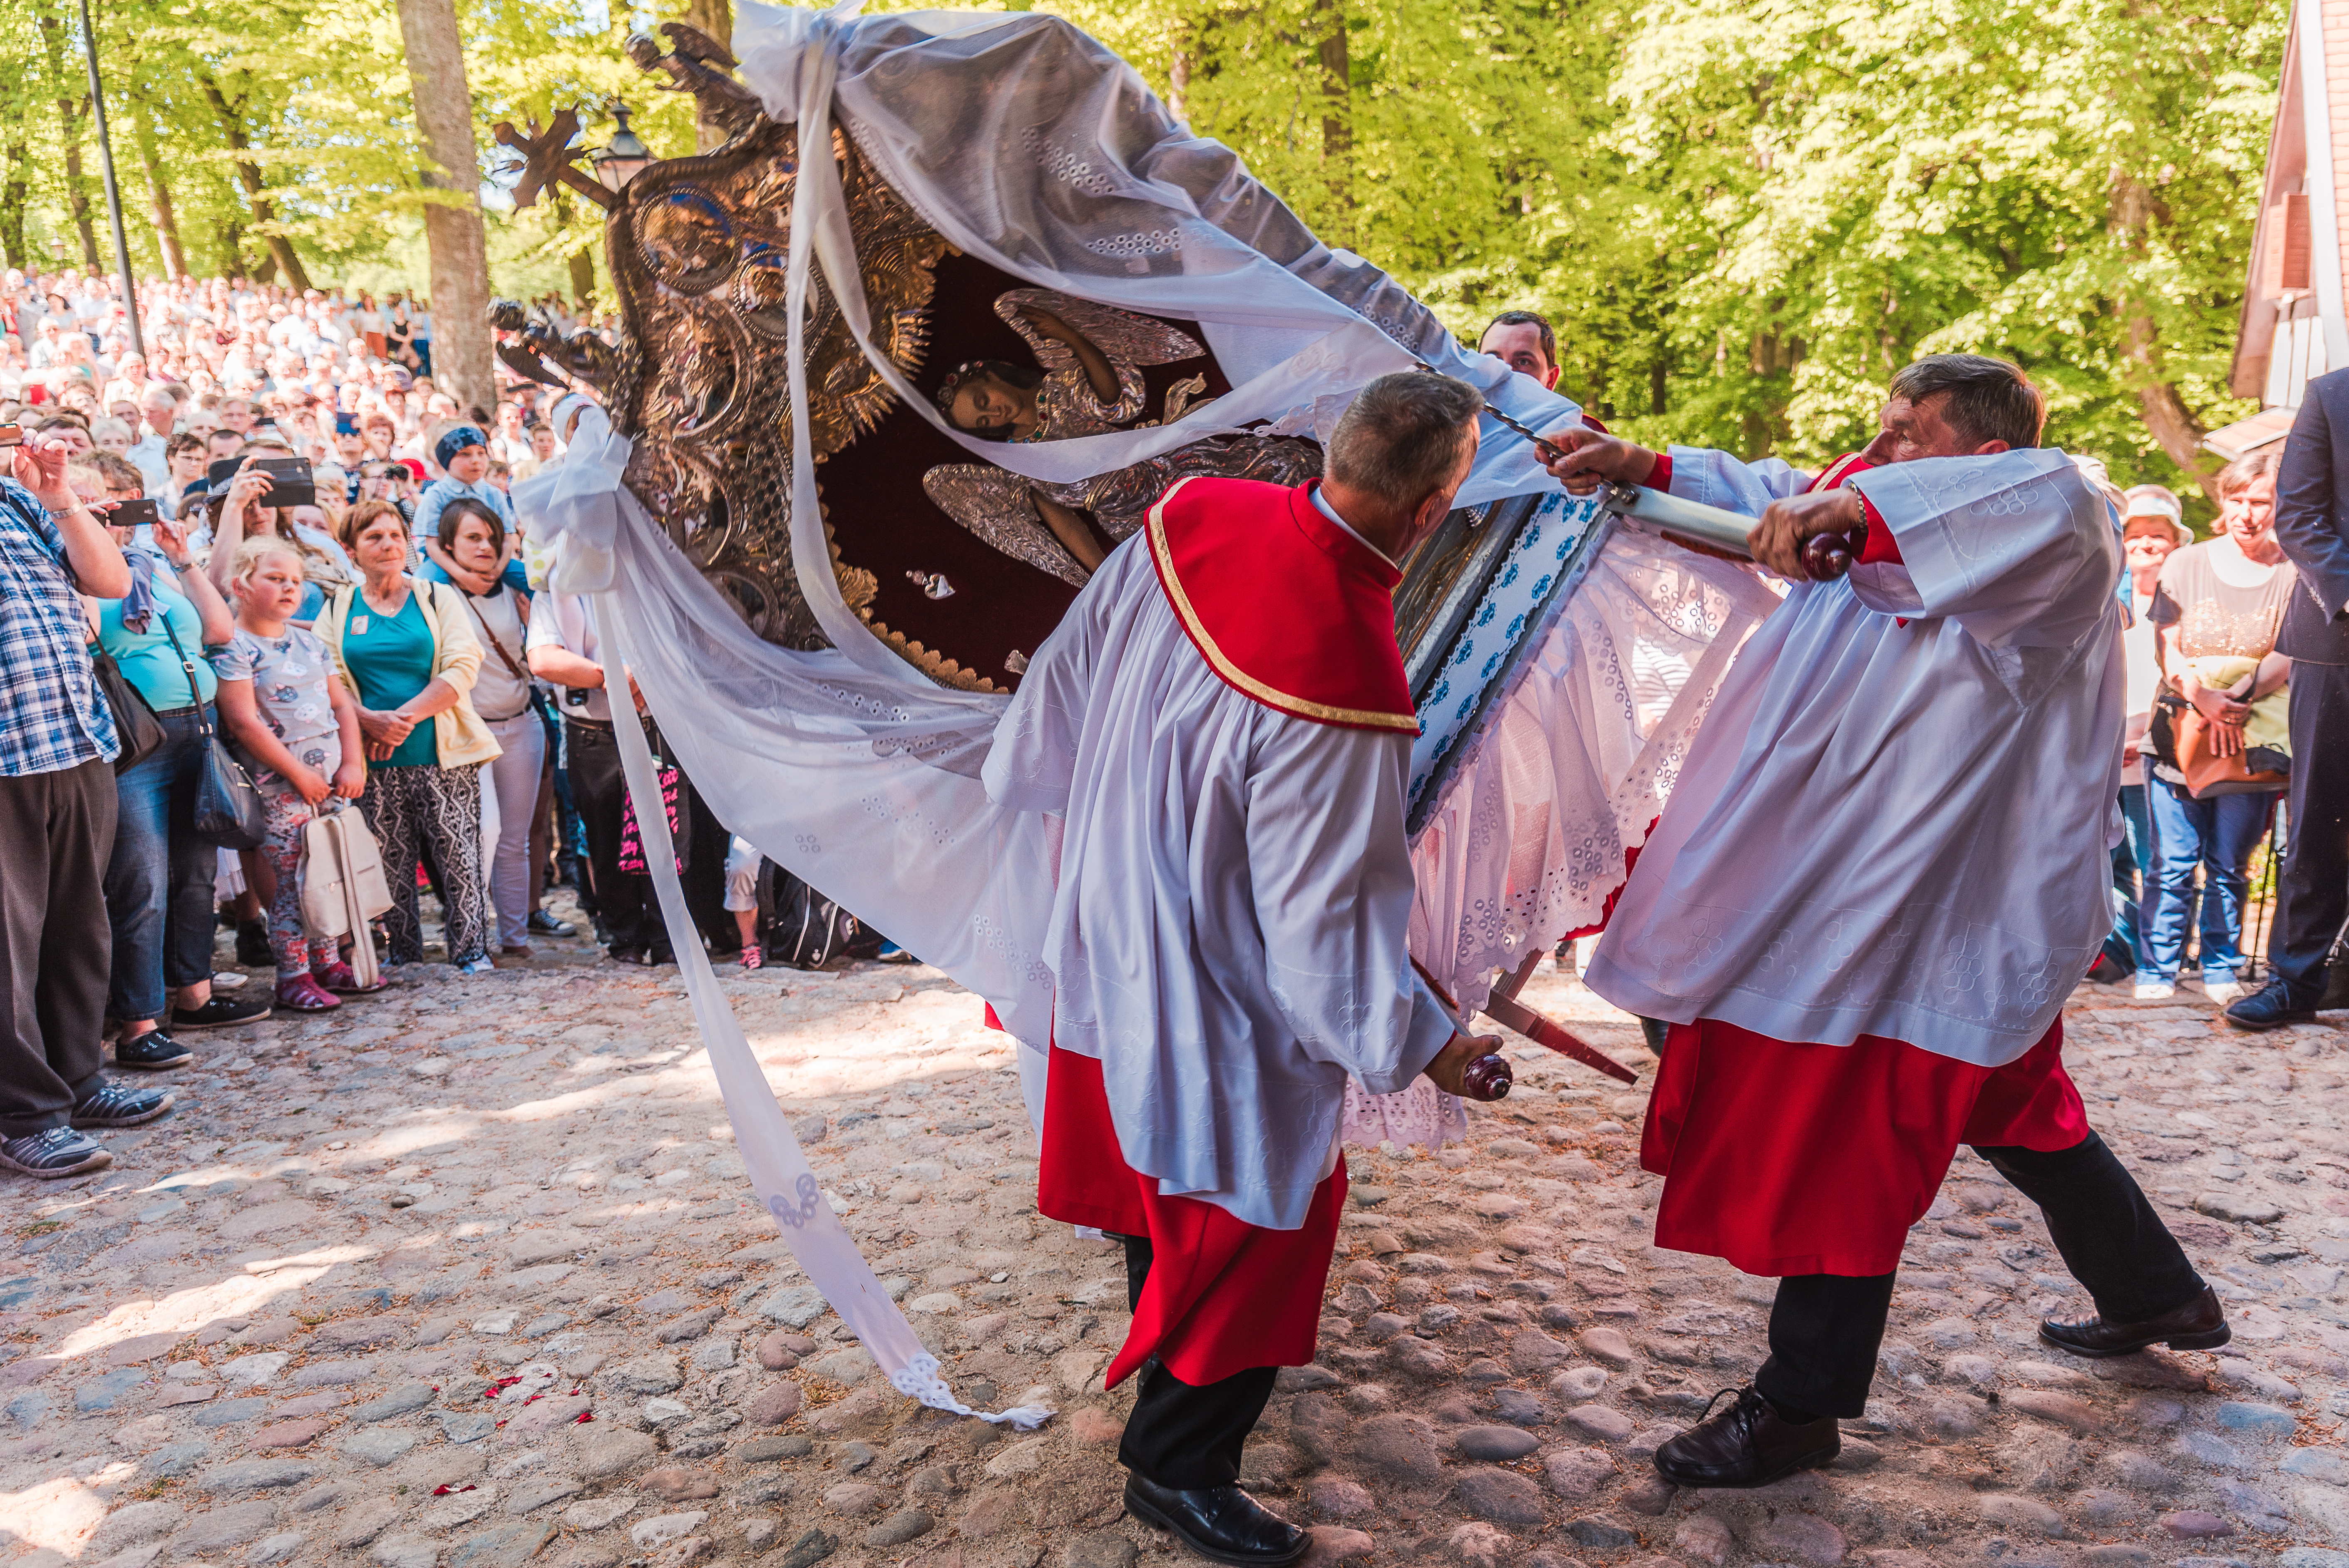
[
  {"xmin": 357, "ymin": 762, "xmax": 489, "ymax": 967},
  {"xmin": 255, "ymin": 777, "xmax": 322, "ymax": 978}
]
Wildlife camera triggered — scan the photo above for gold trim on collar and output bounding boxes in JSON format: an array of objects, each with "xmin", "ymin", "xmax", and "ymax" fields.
[{"xmin": 1146, "ymin": 479, "xmax": 1420, "ymax": 734}]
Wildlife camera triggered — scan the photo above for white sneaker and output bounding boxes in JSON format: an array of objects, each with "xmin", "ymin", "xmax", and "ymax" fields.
[
  {"xmin": 2133, "ymin": 979, "xmax": 2176, "ymax": 1000},
  {"xmin": 2203, "ymin": 979, "xmax": 2243, "ymax": 1005}
]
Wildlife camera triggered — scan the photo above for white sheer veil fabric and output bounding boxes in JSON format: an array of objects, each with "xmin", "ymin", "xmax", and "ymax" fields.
[
  {"xmin": 533, "ymin": 0, "xmax": 1604, "ymax": 1052},
  {"xmin": 514, "ymin": 1, "xmax": 1774, "ymax": 1416}
]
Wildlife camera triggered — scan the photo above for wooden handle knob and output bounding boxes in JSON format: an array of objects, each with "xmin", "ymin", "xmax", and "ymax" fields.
[
  {"xmin": 1460, "ymin": 1053, "xmax": 1513, "ymax": 1102},
  {"xmin": 1803, "ymin": 530, "xmax": 1857, "ymax": 580}
]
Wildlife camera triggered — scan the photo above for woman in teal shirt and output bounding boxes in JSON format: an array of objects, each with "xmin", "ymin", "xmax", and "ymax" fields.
[
  {"xmin": 87, "ymin": 499, "xmax": 265, "ymax": 1070},
  {"xmin": 325, "ymin": 500, "xmax": 500, "ymax": 973}
]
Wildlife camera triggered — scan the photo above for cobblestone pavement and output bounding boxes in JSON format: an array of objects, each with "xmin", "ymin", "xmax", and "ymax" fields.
[{"xmin": 5, "ymin": 908, "xmax": 2349, "ymax": 1568}]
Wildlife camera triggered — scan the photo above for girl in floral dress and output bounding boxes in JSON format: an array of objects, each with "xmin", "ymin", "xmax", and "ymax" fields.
[{"xmin": 214, "ymin": 537, "xmax": 372, "ymax": 1010}]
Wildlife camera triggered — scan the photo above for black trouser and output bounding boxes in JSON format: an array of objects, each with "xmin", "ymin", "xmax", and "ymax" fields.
[
  {"xmin": 0, "ymin": 759, "xmax": 118, "ymax": 1135},
  {"xmin": 1115, "ymin": 1234, "xmax": 1279, "ymax": 1489},
  {"xmin": 1753, "ymin": 1132, "xmax": 2205, "ymax": 1419},
  {"xmin": 2271, "ymin": 662, "xmax": 2349, "ymax": 999},
  {"xmin": 564, "ymin": 719, "xmax": 656, "ymax": 955}
]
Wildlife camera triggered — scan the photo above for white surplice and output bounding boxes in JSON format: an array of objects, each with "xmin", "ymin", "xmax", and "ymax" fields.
[
  {"xmin": 983, "ymin": 534, "xmax": 1457, "ymax": 1231},
  {"xmin": 1585, "ymin": 447, "xmax": 2124, "ymax": 1068}
]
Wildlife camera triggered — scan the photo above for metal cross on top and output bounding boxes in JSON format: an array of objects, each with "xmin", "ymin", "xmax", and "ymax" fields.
[{"xmin": 492, "ymin": 107, "xmax": 619, "ymax": 213}]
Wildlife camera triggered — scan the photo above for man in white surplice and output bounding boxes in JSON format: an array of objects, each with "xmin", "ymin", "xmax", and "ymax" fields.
[
  {"xmin": 1540, "ymin": 354, "xmax": 2221, "ymax": 1491},
  {"xmin": 984, "ymin": 372, "xmax": 1500, "ymax": 1566}
]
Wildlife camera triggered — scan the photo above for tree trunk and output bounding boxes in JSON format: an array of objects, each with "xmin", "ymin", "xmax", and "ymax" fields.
[
  {"xmin": 681, "ymin": 0, "xmax": 734, "ymax": 152},
  {"xmin": 127, "ymin": 96, "xmax": 185, "ymax": 279},
  {"xmin": 200, "ymin": 79, "xmax": 311, "ymax": 290},
  {"xmin": 394, "ymin": 0, "xmax": 494, "ymax": 412},
  {"xmin": 217, "ymin": 216, "xmax": 246, "ymax": 280},
  {"xmin": 0, "ymin": 90, "xmax": 26, "ymax": 270},
  {"xmin": 37, "ymin": 13, "xmax": 98, "ymax": 267},
  {"xmin": 548, "ymin": 184, "xmax": 597, "ymax": 309},
  {"xmin": 2112, "ymin": 172, "xmax": 2214, "ymax": 502},
  {"xmin": 2127, "ymin": 313, "xmax": 2216, "ymax": 499},
  {"xmin": 1168, "ymin": 22, "xmax": 1192, "ymax": 124},
  {"xmin": 1316, "ymin": 1, "xmax": 1351, "ymax": 235}
]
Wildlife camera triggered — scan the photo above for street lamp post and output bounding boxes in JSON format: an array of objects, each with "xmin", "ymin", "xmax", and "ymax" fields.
[
  {"xmin": 589, "ymin": 101, "xmax": 653, "ymax": 192},
  {"xmin": 76, "ymin": 0, "xmax": 143, "ymax": 360}
]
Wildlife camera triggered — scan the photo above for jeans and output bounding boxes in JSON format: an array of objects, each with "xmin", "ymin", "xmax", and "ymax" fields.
[
  {"xmin": 2101, "ymin": 782, "xmax": 2153, "ymax": 972},
  {"xmin": 479, "ymin": 711, "xmax": 546, "ymax": 948},
  {"xmin": 104, "ymin": 704, "xmax": 221, "ymax": 1023},
  {"xmin": 2142, "ymin": 778, "xmax": 2276, "ymax": 982}
]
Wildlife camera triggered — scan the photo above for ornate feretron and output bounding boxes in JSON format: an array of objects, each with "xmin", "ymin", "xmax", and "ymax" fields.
[
  {"xmin": 606, "ymin": 118, "xmax": 949, "ymax": 650},
  {"xmin": 494, "ymin": 30, "xmax": 1496, "ymax": 697},
  {"xmin": 494, "ymin": 30, "xmax": 1261, "ymax": 691}
]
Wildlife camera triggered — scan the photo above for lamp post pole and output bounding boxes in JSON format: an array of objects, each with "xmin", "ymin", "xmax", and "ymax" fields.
[{"xmin": 77, "ymin": 0, "xmax": 143, "ymax": 360}]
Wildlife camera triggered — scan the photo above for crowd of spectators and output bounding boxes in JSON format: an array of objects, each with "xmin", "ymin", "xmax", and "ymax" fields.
[{"xmin": 0, "ymin": 266, "xmax": 817, "ymax": 1183}]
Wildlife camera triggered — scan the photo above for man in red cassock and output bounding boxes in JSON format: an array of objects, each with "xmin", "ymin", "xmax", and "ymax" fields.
[
  {"xmin": 1541, "ymin": 354, "xmax": 2226, "ymax": 1488},
  {"xmin": 981, "ymin": 372, "xmax": 1502, "ymax": 1564}
]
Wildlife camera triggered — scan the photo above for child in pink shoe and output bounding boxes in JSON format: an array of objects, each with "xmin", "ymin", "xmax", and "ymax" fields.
[{"xmin": 214, "ymin": 537, "xmax": 371, "ymax": 1010}]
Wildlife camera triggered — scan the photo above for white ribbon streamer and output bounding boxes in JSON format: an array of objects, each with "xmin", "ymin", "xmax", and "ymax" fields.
[{"xmin": 588, "ymin": 603, "xmax": 1053, "ymax": 1431}]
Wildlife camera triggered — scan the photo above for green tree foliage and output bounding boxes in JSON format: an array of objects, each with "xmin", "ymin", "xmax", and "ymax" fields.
[
  {"xmin": 1054, "ymin": 0, "xmax": 2282, "ymax": 502},
  {"xmin": 0, "ymin": 0, "xmax": 2279, "ymax": 497},
  {"xmin": 0, "ymin": 0, "xmax": 685, "ymax": 295}
]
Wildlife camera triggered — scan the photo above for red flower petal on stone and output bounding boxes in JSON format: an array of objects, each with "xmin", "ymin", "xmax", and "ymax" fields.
[{"xmin": 573, "ymin": 1411, "xmax": 593, "ymax": 1424}]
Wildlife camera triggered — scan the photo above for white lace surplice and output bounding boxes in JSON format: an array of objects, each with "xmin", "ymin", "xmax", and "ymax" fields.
[
  {"xmin": 1339, "ymin": 528, "xmax": 1777, "ymax": 1150},
  {"xmin": 982, "ymin": 534, "xmax": 1457, "ymax": 1229},
  {"xmin": 1585, "ymin": 447, "xmax": 2125, "ymax": 1068}
]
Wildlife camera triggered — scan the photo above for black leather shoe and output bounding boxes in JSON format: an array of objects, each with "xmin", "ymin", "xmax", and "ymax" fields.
[
  {"xmin": 1652, "ymin": 1387, "xmax": 1840, "ymax": 1489},
  {"xmin": 2225, "ymin": 979, "xmax": 2317, "ymax": 1032},
  {"xmin": 2040, "ymin": 1284, "xmax": 2230, "ymax": 1357},
  {"xmin": 1123, "ymin": 1474, "xmax": 1309, "ymax": 1567},
  {"xmin": 113, "ymin": 1030, "xmax": 193, "ymax": 1071}
]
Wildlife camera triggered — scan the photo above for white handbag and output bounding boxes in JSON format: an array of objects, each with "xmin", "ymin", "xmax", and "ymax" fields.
[{"xmin": 300, "ymin": 805, "xmax": 395, "ymax": 987}]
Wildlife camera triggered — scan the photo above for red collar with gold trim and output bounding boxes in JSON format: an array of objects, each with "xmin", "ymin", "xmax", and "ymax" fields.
[
  {"xmin": 1145, "ymin": 476, "xmax": 1419, "ymax": 734},
  {"xmin": 1805, "ymin": 452, "xmax": 1875, "ymax": 494}
]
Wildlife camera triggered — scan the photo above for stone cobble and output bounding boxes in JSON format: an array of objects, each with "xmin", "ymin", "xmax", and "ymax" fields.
[{"xmin": 3, "ymin": 919, "xmax": 2347, "ymax": 1568}]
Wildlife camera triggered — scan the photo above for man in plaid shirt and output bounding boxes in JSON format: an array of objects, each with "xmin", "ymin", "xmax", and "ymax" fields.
[{"xmin": 0, "ymin": 434, "xmax": 179, "ymax": 1178}]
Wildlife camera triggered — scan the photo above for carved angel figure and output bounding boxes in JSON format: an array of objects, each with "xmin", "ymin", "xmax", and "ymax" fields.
[
  {"xmin": 936, "ymin": 289, "xmax": 1202, "ymax": 443},
  {"xmin": 924, "ymin": 289, "xmax": 1318, "ymax": 586}
]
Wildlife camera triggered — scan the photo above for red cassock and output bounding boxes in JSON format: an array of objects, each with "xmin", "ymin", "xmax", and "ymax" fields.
[
  {"xmin": 1030, "ymin": 476, "xmax": 1421, "ymax": 1387},
  {"xmin": 1630, "ymin": 452, "xmax": 2090, "ymax": 1277},
  {"xmin": 1641, "ymin": 1019, "xmax": 2089, "ymax": 1276}
]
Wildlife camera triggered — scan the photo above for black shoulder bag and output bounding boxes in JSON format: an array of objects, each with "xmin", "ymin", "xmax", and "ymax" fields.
[
  {"xmin": 160, "ymin": 616, "xmax": 268, "ymax": 850},
  {"xmin": 91, "ymin": 644, "xmax": 166, "ymax": 774}
]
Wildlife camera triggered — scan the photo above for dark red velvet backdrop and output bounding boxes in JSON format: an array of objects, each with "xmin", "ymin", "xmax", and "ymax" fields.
[{"xmin": 823, "ymin": 250, "xmax": 1231, "ymax": 689}]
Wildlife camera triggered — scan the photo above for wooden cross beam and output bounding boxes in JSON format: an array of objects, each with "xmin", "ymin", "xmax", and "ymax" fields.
[{"xmin": 492, "ymin": 108, "xmax": 618, "ymax": 213}]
